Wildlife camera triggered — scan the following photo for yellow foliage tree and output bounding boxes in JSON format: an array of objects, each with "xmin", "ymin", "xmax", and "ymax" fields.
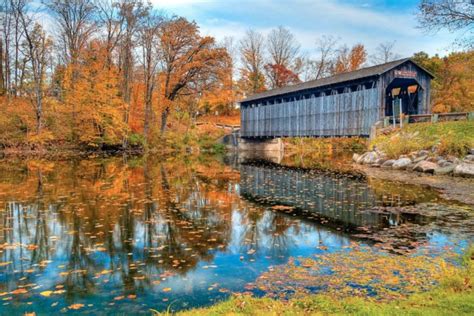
[{"xmin": 62, "ymin": 41, "xmax": 128, "ymax": 147}]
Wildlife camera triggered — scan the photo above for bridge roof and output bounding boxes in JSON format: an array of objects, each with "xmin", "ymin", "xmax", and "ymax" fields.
[{"xmin": 242, "ymin": 58, "xmax": 433, "ymax": 103}]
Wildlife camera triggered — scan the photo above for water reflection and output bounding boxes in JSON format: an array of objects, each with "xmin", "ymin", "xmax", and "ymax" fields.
[
  {"xmin": 0, "ymin": 156, "xmax": 469, "ymax": 314},
  {"xmin": 239, "ymin": 162, "xmax": 437, "ymax": 230}
]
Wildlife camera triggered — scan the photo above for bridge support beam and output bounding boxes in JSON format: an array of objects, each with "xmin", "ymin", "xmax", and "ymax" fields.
[{"xmin": 238, "ymin": 138, "xmax": 284, "ymax": 152}]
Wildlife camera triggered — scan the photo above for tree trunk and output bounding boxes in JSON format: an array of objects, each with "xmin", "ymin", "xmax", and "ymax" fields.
[{"xmin": 160, "ymin": 107, "xmax": 170, "ymax": 134}]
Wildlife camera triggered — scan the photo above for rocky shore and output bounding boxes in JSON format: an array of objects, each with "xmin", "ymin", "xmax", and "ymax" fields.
[{"xmin": 353, "ymin": 148, "xmax": 474, "ymax": 178}]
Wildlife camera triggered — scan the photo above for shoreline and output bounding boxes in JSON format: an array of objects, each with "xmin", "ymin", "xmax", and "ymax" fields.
[{"xmin": 354, "ymin": 163, "xmax": 474, "ymax": 205}]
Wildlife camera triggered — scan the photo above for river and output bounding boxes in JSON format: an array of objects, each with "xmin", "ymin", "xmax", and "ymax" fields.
[{"xmin": 0, "ymin": 155, "xmax": 472, "ymax": 314}]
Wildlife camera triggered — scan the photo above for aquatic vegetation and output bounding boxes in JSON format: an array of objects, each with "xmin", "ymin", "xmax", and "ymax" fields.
[
  {"xmin": 255, "ymin": 246, "xmax": 460, "ymax": 300},
  {"xmin": 168, "ymin": 246, "xmax": 474, "ymax": 315}
]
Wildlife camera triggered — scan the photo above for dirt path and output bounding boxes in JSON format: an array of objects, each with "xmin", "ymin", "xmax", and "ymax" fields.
[{"xmin": 353, "ymin": 164, "xmax": 474, "ymax": 205}]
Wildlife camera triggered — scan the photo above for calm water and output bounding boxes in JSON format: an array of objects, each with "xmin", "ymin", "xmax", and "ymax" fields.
[{"xmin": 0, "ymin": 155, "xmax": 472, "ymax": 314}]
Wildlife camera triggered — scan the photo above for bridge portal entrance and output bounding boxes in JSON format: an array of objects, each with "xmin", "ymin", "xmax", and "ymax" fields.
[{"xmin": 385, "ymin": 78, "xmax": 421, "ymax": 117}]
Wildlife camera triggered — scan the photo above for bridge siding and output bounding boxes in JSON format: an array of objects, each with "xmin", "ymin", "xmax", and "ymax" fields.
[{"xmin": 240, "ymin": 60, "xmax": 432, "ymax": 138}]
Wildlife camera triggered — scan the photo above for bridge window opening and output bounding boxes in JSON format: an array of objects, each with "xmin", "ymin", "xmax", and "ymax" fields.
[{"xmin": 385, "ymin": 78, "xmax": 421, "ymax": 117}]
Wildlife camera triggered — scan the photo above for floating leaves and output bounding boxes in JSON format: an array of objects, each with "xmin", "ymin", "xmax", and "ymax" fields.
[
  {"xmin": 256, "ymin": 247, "xmax": 460, "ymax": 301},
  {"xmin": 40, "ymin": 291, "xmax": 53, "ymax": 297},
  {"xmin": 68, "ymin": 303, "xmax": 84, "ymax": 310}
]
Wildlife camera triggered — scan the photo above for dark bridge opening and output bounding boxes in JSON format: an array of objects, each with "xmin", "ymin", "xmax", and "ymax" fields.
[{"xmin": 385, "ymin": 78, "xmax": 421, "ymax": 117}]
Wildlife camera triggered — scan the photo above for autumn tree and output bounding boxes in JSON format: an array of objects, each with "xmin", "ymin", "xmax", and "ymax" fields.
[
  {"xmin": 372, "ymin": 41, "xmax": 401, "ymax": 64},
  {"xmin": 264, "ymin": 63, "xmax": 300, "ymax": 87},
  {"xmin": 239, "ymin": 29, "xmax": 266, "ymax": 94},
  {"xmin": 138, "ymin": 10, "xmax": 162, "ymax": 140},
  {"xmin": 157, "ymin": 17, "xmax": 228, "ymax": 133},
  {"xmin": 16, "ymin": 0, "xmax": 52, "ymax": 134},
  {"xmin": 95, "ymin": 0, "xmax": 125, "ymax": 67},
  {"xmin": 62, "ymin": 41, "xmax": 127, "ymax": 146},
  {"xmin": 265, "ymin": 26, "xmax": 302, "ymax": 88},
  {"xmin": 304, "ymin": 35, "xmax": 338, "ymax": 80},
  {"xmin": 116, "ymin": 0, "xmax": 148, "ymax": 147},
  {"xmin": 332, "ymin": 43, "xmax": 367, "ymax": 74},
  {"xmin": 418, "ymin": 0, "xmax": 474, "ymax": 48},
  {"xmin": 45, "ymin": 0, "xmax": 96, "ymax": 139},
  {"xmin": 413, "ymin": 50, "xmax": 474, "ymax": 113}
]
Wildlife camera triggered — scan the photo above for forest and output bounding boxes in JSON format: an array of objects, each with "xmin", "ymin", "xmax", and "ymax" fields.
[{"xmin": 0, "ymin": 0, "xmax": 472, "ymax": 151}]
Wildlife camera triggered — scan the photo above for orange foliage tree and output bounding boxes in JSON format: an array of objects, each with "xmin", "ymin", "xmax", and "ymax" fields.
[
  {"xmin": 413, "ymin": 50, "xmax": 474, "ymax": 113},
  {"xmin": 333, "ymin": 44, "xmax": 368, "ymax": 74},
  {"xmin": 157, "ymin": 17, "xmax": 229, "ymax": 133},
  {"xmin": 61, "ymin": 41, "xmax": 128, "ymax": 146}
]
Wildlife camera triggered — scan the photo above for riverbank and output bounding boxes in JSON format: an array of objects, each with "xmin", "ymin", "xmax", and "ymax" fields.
[
  {"xmin": 354, "ymin": 164, "xmax": 474, "ymax": 205},
  {"xmin": 163, "ymin": 247, "xmax": 474, "ymax": 316}
]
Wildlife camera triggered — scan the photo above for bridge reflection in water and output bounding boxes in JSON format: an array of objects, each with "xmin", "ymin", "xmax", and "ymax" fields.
[{"xmin": 239, "ymin": 162, "xmax": 432, "ymax": 230}]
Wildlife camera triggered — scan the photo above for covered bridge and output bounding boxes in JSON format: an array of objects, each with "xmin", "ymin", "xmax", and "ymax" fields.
[{"xmin": 240, "ymin": 58, "xmax": 433, "ymax": 138}]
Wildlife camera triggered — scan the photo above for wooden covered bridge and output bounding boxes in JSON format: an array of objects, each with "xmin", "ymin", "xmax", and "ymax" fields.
[{"xmin": 240, "ymin": 58, "xmax": 433, "ymax": 138}]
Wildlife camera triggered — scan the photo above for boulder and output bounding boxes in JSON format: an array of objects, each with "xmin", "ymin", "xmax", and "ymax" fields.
[
  {"xmin": 381, "ymin": 160, "xmax": 395, "ymax": 168},
  {"xmin": 361, "ymin": 152, "xmax": 379, "ymax": 165},
  {"xmin": 392, "ymin": 158, "xmax": 412, "ymax": 170},
  {"xmin": 352, "ymin": 153, "xmax": 361, "ymax": 163},
  {"xmin": 356, "ymin": 152, "xmax": 370, "ymax": 164},
  {"xmin": 439, "ymin": 161, "xmax": 453, "ymax": 168},
  {"xmin": 434, "ymin": 164, "xmax": 456, "ymax": 176},
  {"xmin": 418, "ymin": 150, "xmax": 430, "ymax": 156},
  {"xmin": 413, "ymin": 161, "xmax": 438, "ymax": 174},
  {"xmin": 453, "ymin": 163, "xmax": 474, "ymax": 178},
  {"xmin": 437, "ymin": 159, "xmax": 447, "ymax": 166},
  {"xmin": 413, "ymin": 155, "xmax": 427, "ymax": 163},
  {"xmin": 464, "ymin": 155, "xmax": 474, "ymax": 162},
  {"xmin": 470, "ymin": 148, "xmax": 474, "ymax": 155}
]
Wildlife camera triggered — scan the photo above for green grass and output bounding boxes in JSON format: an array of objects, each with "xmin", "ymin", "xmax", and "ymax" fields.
[
  {"xmin": 370, "ymin": 121, "xmax": 474, "ymax": 158},
  {"xmin": 159, "ymin": 246, "xmax": 474, "ymax": 316}
]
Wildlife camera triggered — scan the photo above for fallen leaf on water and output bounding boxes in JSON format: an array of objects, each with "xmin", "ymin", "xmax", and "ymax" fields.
[
  {"xmin": 114, "ymin": 296, "xmax": 124, "ymax": 301},
  {"xmin": 162, "ymin": 288, "xmax": 172, "ymax": 292},
  {"xmin": 0, "ymin": 262, "xmax": 12, "ymax": 267},
  {"xmin": 11, "ymin": 288, "xmax": 28, "ymax": 295},
  {"xmin": 127, "ymin": 295, "xmax": 136, "ymax": 299},
  {"xmin": 68, "ymin": 303, "xmax": 84, "ymax": 310},
  {"xmin": 40, "ymin": 291, "xmax": 53, "ymax": 297}
]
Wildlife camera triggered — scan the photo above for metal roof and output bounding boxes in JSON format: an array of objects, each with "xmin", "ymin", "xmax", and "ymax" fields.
[{"xmin": 242, "ymin": 58, "xmax": 433, "ymax": 103}]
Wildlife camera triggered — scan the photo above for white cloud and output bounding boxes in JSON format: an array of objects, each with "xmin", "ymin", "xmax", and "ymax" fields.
[{"xmin": 148, "ymin": 0, "xmax": 456, "ymax": 58}]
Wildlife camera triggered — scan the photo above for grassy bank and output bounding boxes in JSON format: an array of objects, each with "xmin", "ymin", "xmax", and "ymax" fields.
[
  {"xmin": 165, "ymin": 247, "xmax": 474, "ymax": 316},
  {"xmin": 370, "ymin": 121, "xmax": 474, "ymax": 158}
]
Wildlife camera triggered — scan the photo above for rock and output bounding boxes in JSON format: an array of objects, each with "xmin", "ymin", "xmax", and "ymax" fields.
[
  {"xmin": 352, "ymin": 153, "xmax": 361, "ymax": 163},
  {"xmin": 434, "ymin": 165, "xmax": 456, "ymax": 176},
  {"xmin": 413, "ymin": 155, "xmax": 427, "ymax": 163},
  {"xmin": 418, "ymin": 150, "xmax": 430, "ymax": 156},
  {"xmin": 413, "ymin": 161, "xmax": 438, "ymax": 174},
  {"xmin": 426, "ymin": 156, "xmax": 438, "ymax": 163},
  {"xmin": 355, "ymin": 153, "xmax": 367, "ymax": 164},
  {"xmin": 381, "ymin": 160, "xmax": 395, "ymax": 168},
  {"xmin": 437, "ymin": 159, "xmax": 447, "ymax": 166},
  {"xmin": 392, "ymin": 158, "xmax": 412, "ymax": 170},
  {"xmin": 465, "ymin": 155, "xmax": 474, "ymax": 162},
  {"xmin": 361, "ymin": 152, "xmax": 379, "ymax": 165},
  {"xmin": 399, "ymin": 155, "xmax": 409, "ymax": 159},
  {"xmin": 470, "ymin": 148, "xmax": 474, "ymax": 155},
  {"xmin": 447, "ymin": 157, "xmax": 461, "ymax": 164},
  {"xmin": 453, "ymin": 163, "xmax": 474, "ymax": 178},
  {"xmin": 439, "ymin": 161, "xmax": 453, "ymax": 168}
]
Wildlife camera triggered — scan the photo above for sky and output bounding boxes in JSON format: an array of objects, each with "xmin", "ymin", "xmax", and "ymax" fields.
[{"xmin": 149, "ymin": 0, "xmax": 458, "ymax": 59}]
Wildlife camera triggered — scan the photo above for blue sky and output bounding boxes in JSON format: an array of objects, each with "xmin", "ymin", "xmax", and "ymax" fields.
[{"xmin": 150, "ymin": 0, "xmax": 457, "ymax": 58}]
